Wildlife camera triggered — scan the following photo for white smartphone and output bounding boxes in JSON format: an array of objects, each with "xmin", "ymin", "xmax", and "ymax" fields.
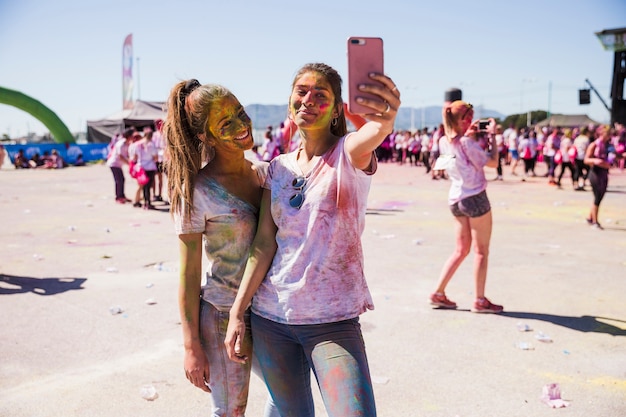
[{"xmin": 347, "ymin": 36, "xmax": 384, "ymax": 114}]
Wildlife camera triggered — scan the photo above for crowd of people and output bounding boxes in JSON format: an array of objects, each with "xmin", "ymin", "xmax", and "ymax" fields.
[
  {"xmin": 10, "ymin": 148, "xmax": 71, "ymax": 169},
  {"xmin": 105, "ymin": 121, "xmax": 167, "ymax": 210},
  {"xmin": 369, "ymin": 122, "xmax": 626, "ymax": 187}
]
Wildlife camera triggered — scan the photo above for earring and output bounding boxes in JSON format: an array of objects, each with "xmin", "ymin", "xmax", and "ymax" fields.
[{"xmin": 331, "ymin": 117, "xmax": 338, "ymax": 127}]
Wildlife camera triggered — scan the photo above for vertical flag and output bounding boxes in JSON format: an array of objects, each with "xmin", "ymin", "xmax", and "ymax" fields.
[{"xmin": 122, "ymin": 34, "xmax": 134, "ymax": 110}]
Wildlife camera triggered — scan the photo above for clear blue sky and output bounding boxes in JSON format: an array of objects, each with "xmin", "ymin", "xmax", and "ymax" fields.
[{"xmin": 0, "ymin": 0, "xmax": 624, "ymax": 137}]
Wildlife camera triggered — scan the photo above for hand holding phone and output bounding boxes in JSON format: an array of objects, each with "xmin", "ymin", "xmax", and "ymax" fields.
[{"xmin": 347, "ymin": 37, "xmax": 384, "ymax": 114}]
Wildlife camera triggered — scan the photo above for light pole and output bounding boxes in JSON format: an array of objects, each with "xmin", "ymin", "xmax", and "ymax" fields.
[
  {"xmin": 136, "ymin": 57, "xmax": 141, "ymax": 100},
  {"xmin": 521, "ymin": 78, "xmax": 537, "ymax": 126},
  {"xmin": 405, "ymin": 86, "xmax": 419, "ymax": 133}
]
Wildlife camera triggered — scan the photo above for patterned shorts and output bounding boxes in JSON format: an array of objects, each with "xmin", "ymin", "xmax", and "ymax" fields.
[{"xmin": 450, "ymin": 190, "xmax": 491, "ymax": 218}]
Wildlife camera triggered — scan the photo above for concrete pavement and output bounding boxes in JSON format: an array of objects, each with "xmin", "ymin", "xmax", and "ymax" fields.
[{"xmin": 1, "ymin": 161, "xmax": 624, "ymax": 416}]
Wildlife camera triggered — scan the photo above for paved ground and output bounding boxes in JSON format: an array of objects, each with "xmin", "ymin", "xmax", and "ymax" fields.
[{"xmin": 1, "ymin": 160, "xmax": 625, "ymax": 417}]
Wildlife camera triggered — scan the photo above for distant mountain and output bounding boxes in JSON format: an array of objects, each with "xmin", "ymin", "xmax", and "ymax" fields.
[{"xmin": 245, "ymin": 104, "xmax": 506, "ymax": 132}]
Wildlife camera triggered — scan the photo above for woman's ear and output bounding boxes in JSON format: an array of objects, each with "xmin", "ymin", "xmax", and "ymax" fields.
[{"xmin": 333, "ymin": 104, "xmax": 341, "ymax": 119}]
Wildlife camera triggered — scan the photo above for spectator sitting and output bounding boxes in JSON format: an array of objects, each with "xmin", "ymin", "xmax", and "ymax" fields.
[
  {"xmin": 74, "ymin": 153, "xmax": 85, "ymax": 166},
  {"xmin": 14, "ymin": 149, "xmax": 30, "ymax": 169},
  {"xmin": 29, "ymin": 153, "xmax": 44, "ymax": 168},
  {"xmin": 44, "ymin": 149, "xmax": 65, "ymax": 169}
]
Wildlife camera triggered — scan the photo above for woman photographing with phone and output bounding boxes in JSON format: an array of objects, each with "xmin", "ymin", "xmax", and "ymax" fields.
[
  {"xmin": 225, "ymin": 62, "xmax": 400, "ymax": 416},
  {"xmin": 429, "ymin": 101, "xmax": 503, "ymax": 313}
]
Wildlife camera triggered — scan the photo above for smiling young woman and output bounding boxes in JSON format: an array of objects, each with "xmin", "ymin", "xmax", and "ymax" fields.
[{"xmin": 163, "ymin": 80, "xmax": 277, "ymax": 417}]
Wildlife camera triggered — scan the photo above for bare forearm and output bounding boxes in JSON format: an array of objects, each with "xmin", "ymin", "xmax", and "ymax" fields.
[
  {"xmin": 230, "ymin": 237, "xmax": 277, "ymax": 319},
  {"xmin": 177, "ymin": 233, "xmax": 203, "ymax": 349},
  {"xmin": 179, "ymin": 285, "xmax": 202, "ymax": 349}
]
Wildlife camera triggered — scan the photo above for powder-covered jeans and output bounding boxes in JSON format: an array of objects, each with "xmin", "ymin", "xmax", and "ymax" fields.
[
  {"xmin": 200, "ymin": 301, "xmax": 278, "ymax": 417},
  {"xmin": 251, "ymin": 313, "xmax": 377, "ymax": 417}
]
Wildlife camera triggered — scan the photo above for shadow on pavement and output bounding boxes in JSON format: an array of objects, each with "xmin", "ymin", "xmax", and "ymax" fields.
[
  {"xmin": 0, "ymin": 274, "xmax": 87, "ymax": 296},
  {"xmin": 501, "ymin": 311, "xmax": 626, "ymax": 336}
]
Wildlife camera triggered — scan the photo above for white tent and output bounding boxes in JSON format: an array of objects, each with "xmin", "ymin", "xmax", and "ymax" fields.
[
  {"xmin": 86, "ymin": 100, "xmax": 166, "ymax": 143},
  {"xmin": 534, "ymin": 114, "xmax": 599, "ymax": 128}
]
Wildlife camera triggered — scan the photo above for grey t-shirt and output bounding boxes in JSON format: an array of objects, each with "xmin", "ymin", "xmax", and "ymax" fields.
[{"xmin": 174, "ymin": 160, "xmax": 268, "ymax": 311}]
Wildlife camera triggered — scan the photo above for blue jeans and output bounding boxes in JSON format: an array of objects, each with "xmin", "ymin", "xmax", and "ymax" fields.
[
  {"xmin": 200, "ymin": 301, "xmax": 278, "ymax": 417},
  {"xmin": 251, "ymin": 313, "xmax": 376, "ymax": 417}
]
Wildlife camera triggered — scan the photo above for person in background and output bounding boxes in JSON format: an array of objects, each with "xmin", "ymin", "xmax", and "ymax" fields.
[
  {"xmin": 493, "ymin": 124, "xmax": 505, "ymax": 181},
  {"xmin": 43, "ymin": 149, "xmax": 65, "ymax": 169},
  {"xmin": 250, "ymin": 144, "xmax": 263, "ymax": 161},
  {"xmin": 420, "ymin": 127, "xmax": 432, "ymax": 173},
  {"xmin": 583, "ymin": 125, "xmax": 624, "ymax": 229},
  {"xmin": 163, "ymin": 79, "xmax": 277, "ymax": 417},
  {"xmin": 128, "ymin": 131, "xmax": 144, "ymax": 208},
  {"xmin": 556, "ymin": 129, "xmax": 576, "ymax": 189},
  {"xmin": 394, "ymin": 129, "xmax": 409, "ymax": 165},
  {"xmin": 529, "ymin": 128, "xmax": 539, "ymax": 176},
  {"xmin": 407, "ymin": 130, "xmax": 420, "ymax": 167},
  {"xmin": 29, "ymin": 152, "xmax": 44, "ymax": 168},
  {"xmin": 106, "ymin": 128, "xmax": 134, "ymax": 204},
  {"xmin": 54, "ymin": 149, "xmax": 66, "ymax": 168},
  {"xmin": 261, "ymin": 129, "xmax": 279, "ymax": 162},
  {"xmin": 225, "ymin": 62, "xmax": 400, "ymax": 416},
  {"xmin": 14, "ymin": 149, "xmax": 30, "ymax": 169},
  {"xmin": 544, "ymin": 127, "xmax": 561, "ymax": 185},
  {"xmin": 506, "ymin": 126, "xmax": 520, "ymax": 176},
  {"xmin": 132, "ymin": 129, "xmax": 158, "ymax": 210},
  {"xmin": 429, "ymin": 101, "xmax": 502, "ymax": 313},
  {"xmin": 74, "ymin": 153, "xmax": 85, "ymax": 167},
  {"xmin": 107, "ymin": 133, "xmax": 122, "ymax": 159},
  {"xmin": 518, "ymin": 129, "xmax": 536, "ymax": 181},
  {"xmin": 152, "ymin": 119, "xmax": 167, "ymax": 203},
  {"xmin": 614, "ymin": 128, "xmax": 625, "ymax": 171},
  {"xmin": 431, "ymin": 123, "xmax": 446, "ymax": 179}
]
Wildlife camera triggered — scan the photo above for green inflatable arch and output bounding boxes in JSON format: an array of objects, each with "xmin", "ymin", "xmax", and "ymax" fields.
[{"xmin": 0, "ymin": 86, "xmax": 74, "ymax": 143}]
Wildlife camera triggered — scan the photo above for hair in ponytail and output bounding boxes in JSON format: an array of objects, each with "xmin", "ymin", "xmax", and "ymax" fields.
[
  {"xmin": 442, "ymin": 100, "xmax": 473, "ymax": 139},
  {"xmin": 163, "ymin": 80, "xmax": 232, "ymax": 217}
]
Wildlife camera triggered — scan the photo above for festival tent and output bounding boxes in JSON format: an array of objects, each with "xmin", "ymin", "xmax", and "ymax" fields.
[
  {"xmin": 86, "ymin": 100, "xmax": 166, "ymax": 143},
  {"xmin": 534, "ymin": 114, "xmax": 599, "ymax": 128}
]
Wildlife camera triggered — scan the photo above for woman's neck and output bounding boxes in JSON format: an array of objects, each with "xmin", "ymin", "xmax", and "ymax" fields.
[
  {"xmin": 298, "ymin": 129, "xmax": 338, "ymax": 158},
  {"xmin": 208, "ymin": 151, "xmax": 248, "ymax": 176}
]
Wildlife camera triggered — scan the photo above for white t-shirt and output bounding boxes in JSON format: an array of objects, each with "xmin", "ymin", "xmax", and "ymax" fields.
[
  {"xmin": 135, "ymin": 140, "xmax": 158, "ymax": 171},
  {"xmin": 106, "ymin": 138, "xmax": 128, "ymax": 168},
  {"xmin": 438, "ymin": 136, "xmax": 489, "ymax": 205},
  {"xmin": 174, "ymin": 160, "xmax": 268, "ymax": 311},
  {"xmin": 252, "ymin": 135, "xmax": 376, "ymax": 325}
]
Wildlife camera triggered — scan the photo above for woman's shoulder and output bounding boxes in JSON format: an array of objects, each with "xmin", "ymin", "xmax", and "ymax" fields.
[
  {"xmin": 459, "ymin": 135, "xmax": 479, "ymax": 147},
  {"xmin": 249, "ymin": 158, "xmax": 269, "ymax": 181}
]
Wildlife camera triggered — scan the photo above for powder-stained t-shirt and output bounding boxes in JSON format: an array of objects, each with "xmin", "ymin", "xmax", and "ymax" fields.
[
  {"xmin": 439, "ymin": 136, "xmax": 488, "ymax": 205},
  {"xmin": 174, "ymin": 160, "xmax": 268, "ymax": 312},
  {"xmin": 251, "ymin": 134, "xmax": 377, "ymax": 325},
  {"xmin": 135, "ymin": 140, "xmax": 158, "ymax": 171}
]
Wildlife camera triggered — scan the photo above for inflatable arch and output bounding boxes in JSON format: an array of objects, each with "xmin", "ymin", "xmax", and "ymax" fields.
[{"xmin": 0, "ymin": 86, "xmax": 74, "ymax": 143}]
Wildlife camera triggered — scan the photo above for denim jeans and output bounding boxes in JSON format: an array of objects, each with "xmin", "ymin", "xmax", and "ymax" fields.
[
  {"xmin": 200, "ymin": 301, "xmax": 278, "ymax": 417},
  {"xmin": 251, "ymin": 313, "xmax": 376, "ymax": 417}
]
